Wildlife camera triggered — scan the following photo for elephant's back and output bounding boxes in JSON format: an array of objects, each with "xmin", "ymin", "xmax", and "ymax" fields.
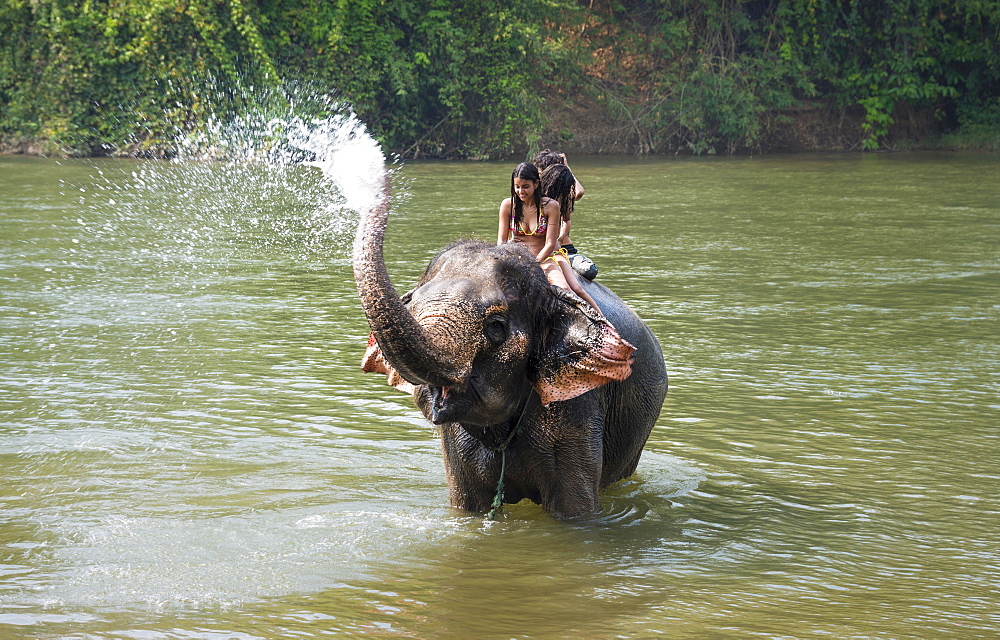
[
  {"xmin": 587, "ymin": 281, "xmax": 665, "ymax": 373},
  {"xmin": 585, "ymin": 280, "xmax": 668, "ymax": 486}
]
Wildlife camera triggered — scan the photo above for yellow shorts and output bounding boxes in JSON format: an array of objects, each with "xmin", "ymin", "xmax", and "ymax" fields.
[{"xmin": 544, "ymin": 248, "xmax": 569, "ymax": 265}]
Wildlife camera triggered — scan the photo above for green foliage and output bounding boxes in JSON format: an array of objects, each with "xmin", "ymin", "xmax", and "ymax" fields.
[
  {"xmin": 1, "ymin": 0, "xmax": 997, "ymax": 156},
  {"xmin": 571, "ymin": 0, "xmax": 1000, "ymax": 153},
  {"xmin": 771, "ymin": 0, "xmax": 997, "ymax": 149},
  {"xmin": 270, "ymin": 0, "xmax": 559, "ymax": 157},
  {"xmin": 0, "ymin": 0, "xmax": 280, "ymax": 155},
  {"xmin": 577, "ymin": 0, "xmax": 808, "ymax": 154}
]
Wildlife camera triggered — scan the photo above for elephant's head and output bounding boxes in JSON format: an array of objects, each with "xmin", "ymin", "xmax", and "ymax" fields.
[{"xmin": 354, "ymin": 175, "xmax": 633, "ymax": 428}]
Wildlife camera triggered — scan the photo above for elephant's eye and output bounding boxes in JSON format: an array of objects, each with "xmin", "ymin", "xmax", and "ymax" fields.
[{"xmin": 484, "ymin": 314, "xmax": 508, "ymax": 346}]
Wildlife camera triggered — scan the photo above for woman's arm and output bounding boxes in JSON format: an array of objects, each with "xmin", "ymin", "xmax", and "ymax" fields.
[
  {"xmin": 560, "ymin": 217, "xmax": 573, "ymax": 241},
  {"xmin": 497, "ymin": 198, "xmax": 512, "ymax": 246},
  {"xmin": 560, "ymin": 153, "xmax": 585, "ymax": 199},
  {"xmin": 535, "ymin": 199, "xmax": 562, "ymax": 262}
]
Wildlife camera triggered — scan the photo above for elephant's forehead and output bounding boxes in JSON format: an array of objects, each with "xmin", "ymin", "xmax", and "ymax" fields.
[
  {"xmin": 431, "ymin": 250, "xmax": 507, "ymax": 279},
  {"xmin": 407, "ymin": 277, "xmax": 497, "ymax": 377},
  {"xmin": 411, "ymin": 275, "xmax": 504, "ymax": 311}
]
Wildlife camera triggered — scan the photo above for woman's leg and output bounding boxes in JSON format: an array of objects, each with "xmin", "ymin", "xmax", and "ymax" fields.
[
  {"xmin": 542, "ymin": 258, "xmax": 604, "ymax": 316},
  {"xmin": 557, "ymin": 257, "xmax": 603, "ymax": 313},
  {"xmin": 540, "ymin": 260, "xmax": 570, "ymax": 289}
]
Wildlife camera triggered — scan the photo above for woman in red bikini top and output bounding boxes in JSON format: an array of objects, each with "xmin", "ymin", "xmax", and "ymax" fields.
[{"xmin": 496, "ymin": 162, "xmax": 603, "ymax": 315}]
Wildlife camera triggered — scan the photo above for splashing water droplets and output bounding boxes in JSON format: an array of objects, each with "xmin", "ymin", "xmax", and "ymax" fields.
[
  {"xmin": 76, "ymin": 86, "xmax": 388, "ymax": 266},
  {"xmin": 172, "ymin": 99, "xmax": 387, "ymax": 254},
  {"xmin": 292, "ymin": 114, "xmax": 388, "ymax": 216}
]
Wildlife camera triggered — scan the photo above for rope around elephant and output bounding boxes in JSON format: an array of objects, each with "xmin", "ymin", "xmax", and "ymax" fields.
[{"xmin": 487, "ymin": 391, "xmax": 534, "ymax": 520}]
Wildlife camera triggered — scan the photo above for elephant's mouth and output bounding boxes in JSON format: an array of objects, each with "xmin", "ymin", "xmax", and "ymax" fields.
[
  {"xmin": 428, "ymin": 376, "xmax": 490, "ymax": 425},
  {"xmin": 429, "ymin": 385, "xmax": 458, "ymax": 424}
]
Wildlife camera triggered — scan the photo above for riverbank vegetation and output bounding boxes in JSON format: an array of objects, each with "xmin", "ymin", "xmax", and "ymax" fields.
[{"xmin": 2, "ymin": 0, "xmax": 997, "ymax": 158}]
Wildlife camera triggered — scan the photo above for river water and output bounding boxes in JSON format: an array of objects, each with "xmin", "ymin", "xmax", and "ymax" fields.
[{"xmin": 1, "ymin": 151, "xmax": 997, "ymax": 638}]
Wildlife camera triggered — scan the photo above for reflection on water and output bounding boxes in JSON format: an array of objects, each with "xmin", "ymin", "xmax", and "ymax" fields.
[{"xmin": 1, "ymin": 151, "xmax": 998, "ymax": 638}]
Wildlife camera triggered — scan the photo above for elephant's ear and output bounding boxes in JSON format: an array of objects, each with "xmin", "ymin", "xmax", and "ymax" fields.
[
  {"xmin": 533, "ymin": 291, "xmax": 636, "ymax": 405},
  {"xmin": 362, "ymin": 333, "xmax": 417, "ymax": 395}
]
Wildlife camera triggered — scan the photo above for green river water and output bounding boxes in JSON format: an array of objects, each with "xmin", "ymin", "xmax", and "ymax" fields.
[{"xmin": 1, "ymin": 151, "xmax": 998, "ymax": 638}]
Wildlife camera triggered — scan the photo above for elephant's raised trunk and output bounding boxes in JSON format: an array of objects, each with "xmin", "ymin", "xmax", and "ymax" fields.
[{"xmin": 353, "ymin": 172, "xmax": 463, "ymax": 387}]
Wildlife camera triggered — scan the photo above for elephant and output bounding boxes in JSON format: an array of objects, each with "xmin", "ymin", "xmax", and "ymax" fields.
[{"xmin": 353, "ymin": 174, "xmax": 668, "ymax": 518}]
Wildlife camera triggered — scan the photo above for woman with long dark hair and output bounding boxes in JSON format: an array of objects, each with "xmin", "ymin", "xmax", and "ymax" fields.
[
  {"xmin": 533, "ymin": 150, "xmax": 598, "ymax": 280},
  {"xmin": 496, "ymin": 162, "xmax": 602, "ymax": 313}
]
